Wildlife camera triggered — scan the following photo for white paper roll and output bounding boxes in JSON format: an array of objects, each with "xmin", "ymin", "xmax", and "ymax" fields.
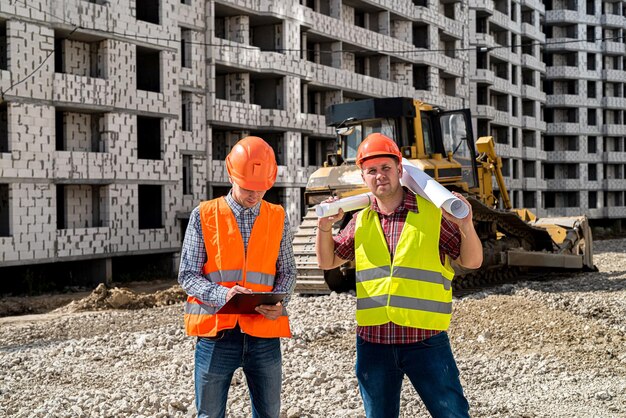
[
  {"xmin": 315, "ymin": 193, "xmax": 373, "ymax": 218},
  {"xmin": 400, "ymin": 158, "xmax": 469, "ymax": 219}
]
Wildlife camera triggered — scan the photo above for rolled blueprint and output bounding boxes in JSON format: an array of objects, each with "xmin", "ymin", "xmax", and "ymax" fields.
[
  {"xmin": 400, "ymin": 158, "xmax": 469, "ymax": 219},
  {"xmin": 315, "ymin": 193, "xmax": 373, "ymax": 218}
]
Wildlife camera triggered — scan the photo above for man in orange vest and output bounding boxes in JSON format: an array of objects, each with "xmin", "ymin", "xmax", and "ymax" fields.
[{"xmin": 178, "ymin": 136, "xmax": 296, "ymax": 418}]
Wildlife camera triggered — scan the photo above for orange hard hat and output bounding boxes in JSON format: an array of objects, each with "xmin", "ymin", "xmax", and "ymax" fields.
[
  {"xmin": 226, "ymin": 136, "xmax": 278, "ymax": 191},
  {"xmin": 356, "ymin": 133, "xmax": 402, "ymax": 167}
]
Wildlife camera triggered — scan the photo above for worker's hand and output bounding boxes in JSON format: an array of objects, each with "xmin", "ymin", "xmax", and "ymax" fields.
[
  {"xmin": 442, "ymin": 192, "xmax": 474, "ymax": 229},
  {"xmin": 255, "ymin": 301, "xmax": 283, "ymax": 321},
  {"xmin": 226, "ymin": 285, "xmax": 253, "ymax": 301},
  {"xmin": 318, "ymin": 197, "xmax": 344, "ymax": 233}
]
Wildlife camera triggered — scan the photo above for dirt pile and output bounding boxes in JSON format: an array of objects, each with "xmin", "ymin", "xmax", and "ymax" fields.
[{"xmin": 53, "ymin": 283, "xmax": 186, "ymax": 313}]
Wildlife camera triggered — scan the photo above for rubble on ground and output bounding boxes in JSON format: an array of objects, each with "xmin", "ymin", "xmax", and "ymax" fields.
[{"xmin": 0, "ymin": 239, "xmax": 624, "ymax": 417}]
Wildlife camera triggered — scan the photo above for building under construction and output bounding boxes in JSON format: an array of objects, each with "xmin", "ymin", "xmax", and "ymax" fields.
[{"xmin": 0, "ymin": 0, "xmax": 624, "ymax": 289}]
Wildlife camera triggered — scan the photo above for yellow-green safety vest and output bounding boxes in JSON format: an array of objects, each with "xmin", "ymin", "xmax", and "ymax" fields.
[{"xmin": 354, "ymin": 194, "xmax": 456, "ymax": 330}]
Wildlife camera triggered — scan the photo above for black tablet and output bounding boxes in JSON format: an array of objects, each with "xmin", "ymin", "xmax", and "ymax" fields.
[{"xmin": 217, "ymin": 292, "xmax": 288, "ymax": 315}]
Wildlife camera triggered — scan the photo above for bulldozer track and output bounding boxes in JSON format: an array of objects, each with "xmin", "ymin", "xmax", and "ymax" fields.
[{"xmin": 293, "ymin": 207, "xmax": 335, "ymax": 294}]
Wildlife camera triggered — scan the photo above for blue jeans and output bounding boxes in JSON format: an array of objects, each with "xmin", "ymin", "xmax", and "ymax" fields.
[
  {"xmin": 194, "ymin": 326, "xmax": 282, "ymax": 418},
  {"xmin": 356, "ymin": 331, "xmax": 470, "ymax": 418}
]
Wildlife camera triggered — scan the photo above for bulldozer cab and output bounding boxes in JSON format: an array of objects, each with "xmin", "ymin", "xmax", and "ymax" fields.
[{"xmin": 326, "ymin": 97, "xmax": 479, "ymax": 192}]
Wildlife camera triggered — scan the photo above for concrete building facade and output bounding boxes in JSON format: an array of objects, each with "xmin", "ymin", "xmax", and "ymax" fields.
[{"xmin": 0, "ymin": 0, "xmax": 624, "ymax": 284}]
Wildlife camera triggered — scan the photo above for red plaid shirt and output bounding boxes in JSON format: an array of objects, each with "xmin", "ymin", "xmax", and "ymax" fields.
[{"xmin": 334, "ymin": 188, "xmax": 461, "ymax": 344}]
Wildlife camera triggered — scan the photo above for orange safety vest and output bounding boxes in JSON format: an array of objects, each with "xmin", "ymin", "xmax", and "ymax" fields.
[{"xmin": 184, "ymin": 197, "xmax": 291, "ymax": 338}]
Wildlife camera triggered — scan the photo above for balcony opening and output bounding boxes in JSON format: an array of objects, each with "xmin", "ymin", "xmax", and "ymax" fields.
[
  {"xmin": 543, "ymin": 163, "xmax": 555, "ymax": 179},
  {"xmin": 136, "ymin": 0, "xmax": 160, "ymax": 25},
  {"xmin": 522, "ymin": 130, "xmax": 535, "ymax": 147},
  {"xmin": 521, "ymin": 9, "xmax": 534, "ymax": 25},
  {"xmin": 543, "ymin": 192, "xmax": 555, "ymax": 208},
  {"xmin": 182, "ymin": 155, "xmax": 193, "ymax": 195},
  {"xmin": 441, "ymin": 76, "xmax": 456, "ymax": 96},
  {"xmin": 588, "ymin": 191, "xmax": 597, "ymax": 208},
  {"xmin": 413, "ymin": 0, "xmax": 427, "ymax": 6},
  {"xmin": 0, "ymin": 184, "xmax": 9, "ymax": 237},
  {"xmin": 56, "ymin": 185, "xmax": 107, "ymax": 229},
  {"xmin": 493, "ymin": 126, "xmax": 509, "ymax": 145},
  {"xmin": 523, "ymin": 161, "xmax": 536, "ymax": 177},
  {"xmin": 306, "ymin": 136, "xmax": 335, "ymax": 166},
  {"xmin": 251, "ymin": 21, "xmax": 282, "ymax": 52},
  {"xmin": 136, "ymin": 46, "xmax": 161, "ymax": 93},
  {"xmin": 251, "ymin": 132, "xmax": 285, "ymax": 165},
  {"xmin": 586, "ymin": 0, "xmax": 595, "ymax": 15},
  {"xmin": 55, "ymin": 110, "xmax": 105, "ymax": 152},
  {"xmin": 413, "ymin": 65, "xmax": 429, "ymax": 90},
  {"xmin": 587, "ymin": 53, "xmax": 596, "ymax": 71},
  {"xmin": 211, "ymin": 129, "xmax": 240, "ymax": 161},
  {"xmin": 443, "ymin": 3, "xmax": 454, "ymax": 19},
  {"xmin": 522, "ymin": 100, "xmax": 535, "ymax": 117},
  {"xmin": 137, "ymin": 116, "xmax": 162, "ymax": 160},
  {"xmin": 0, "ymin": 21, "xmax": 7, "ymax": 71},
  {"xmin": 476, "ymin": 17, "xmax": 487, "ymax": 34},
  {"xmin": 181, "ymin": 28, "xmax": 192, "ymax": 68},
  {"xmin": 523, "ymin": 191, "xmax": 536, "ymax": 208},
  {"xmin": 181, "ymin": 92, "xmax": 193, "ymax": 132},
  {"xmin": 138, "ymin": 185, "xmax": 163, "ymax": 229},
  {"xmin": 0, "ymin": 104, "xmax": 7, "ymax": 152},
  {"xmin": 250, "ymin": 75, "xmax": 284, "ymax": 110}
]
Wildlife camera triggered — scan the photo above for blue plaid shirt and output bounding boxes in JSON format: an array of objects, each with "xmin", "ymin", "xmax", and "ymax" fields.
[{"xmin": 178, "ymin": 191, "xmax": 296, "ymax": 307}]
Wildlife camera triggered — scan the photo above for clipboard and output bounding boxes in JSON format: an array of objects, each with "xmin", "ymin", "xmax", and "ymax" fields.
[{"xmin": 217, "ymin": 292, "xmax": 288, "ymax": 315}]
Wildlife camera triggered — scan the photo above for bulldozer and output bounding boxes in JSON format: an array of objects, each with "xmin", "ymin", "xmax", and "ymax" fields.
[{"xmin": 294, "ymin": 97, "xmax": 594, "ymax": 294}]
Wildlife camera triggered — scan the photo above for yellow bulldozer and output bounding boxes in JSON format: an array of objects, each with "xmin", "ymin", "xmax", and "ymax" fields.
[{"xmin": 294, "ymin": 97, "xmax": 594, "ymax": 294}]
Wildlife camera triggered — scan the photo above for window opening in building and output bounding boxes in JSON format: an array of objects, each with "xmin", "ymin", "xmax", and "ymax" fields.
[
  {"xmin": 55, "ymin": 111, "xmax": 65, "ymax": 151},
  {"xmin": 588, "ymin": 136, "xmax": 596, "ymax": 153},
  {"xmin": 182, "ymin": 155, "xmax": 193, "ymax": 195},
  {"xmin": 137, "ymin": 116, "xmax": 162, "ymax": 160},
  {"xmin": 0, "ymin": 22, "xmax": 7, "ymax": 71},
  {"xmin": 138, "ymin": 185, "xmax": 163, "ymax": 229},
  {"xmin": 181, "ymin": 0, "xmax": 191, "ymax": 5},
  {"xmin": 543, "ymin": 163, "xmax": 555, "ymax": 179},
  {"xmin": 588, "ymin": 163, "xmax": 597, "ymax": 181},
  {"xmin": 54, "ymin": 34, "xmax": 65, "ymax": 73},
  {"xmin": 523, "ymin": 191, "xmax": 536, "ymax": 208},
  {"xmin": 588, "ymin": 191, "xmax": 597, "ymax": 209},
  {"xmin": 181, "ymin": 28, "xmax": 192, "ymax": 68},
  {"xmin": 136, "ymin": 46, "xmax": 161, "ymax": 92},
  {"xmin": 181, "ymin": 92, "xmax": 192, "ymax": 132},
  {"xmin": 0, "ymin": 104, "xmax": 8, "ymax": 153},
  {"xmin": 413, "ymin": 0, "xmax": 427, "ymax": 6},
  {"xmin": 0, "ymin": 184, "xmax": 9, "ymax": 237},
  {"xmin": 412, "ymin": 24, "xmax": 428, "ymax": 49},
  {"xmin": 413, "ymin": 65, "xmax": 429, "ymax": 90},
  {"xmin": 136, "ymin": 0, "xmax": 160, "ymax": 24}
]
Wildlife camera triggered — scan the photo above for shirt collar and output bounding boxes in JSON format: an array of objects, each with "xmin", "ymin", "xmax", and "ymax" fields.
[
  {"xmin": 370, "ymin": 187, "xmax": 418, "ymax": 215},
  {"xmin": 225, "ymin": 190, "xmax": 261, "ymax": 217}
]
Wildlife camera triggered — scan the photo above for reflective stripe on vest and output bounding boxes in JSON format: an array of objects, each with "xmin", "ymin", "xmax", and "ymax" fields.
[
  {"xmin": 203, "ymin": 270, "xmax": 274, "ymax": 286},
  {"xmin": 356, "ymin": 266, "xmax": 451, "ymax": 291},
  {"xmin": 183, "ymin": 197, "xmax": 291, "ymax": 338},
  {"xmin": 354, "ymin": 193, "xmax": 456, "ymax": 331}
]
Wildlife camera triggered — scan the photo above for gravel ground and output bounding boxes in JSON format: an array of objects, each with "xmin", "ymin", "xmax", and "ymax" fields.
[{"xmin": 1, "ymin": 239, "xmax": 625, "ymax": 417}]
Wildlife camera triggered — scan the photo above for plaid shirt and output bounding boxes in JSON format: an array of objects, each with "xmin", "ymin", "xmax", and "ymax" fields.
[
  {"xmin": 178, "ymin": 191, "xmax": 296, "ymax": 307},
  {"xmin": 334, "ymin": 188, "xmax": 461, "ymax": 344}
]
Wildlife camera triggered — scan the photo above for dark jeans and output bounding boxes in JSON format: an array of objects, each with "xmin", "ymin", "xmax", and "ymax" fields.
[
  {"xmin": 356, "ymin": 331, "xmax": 470, "ymax": 418},
  {"xmin": 194, "ymin": 327, "xmax": 282, "ymax": 418}
]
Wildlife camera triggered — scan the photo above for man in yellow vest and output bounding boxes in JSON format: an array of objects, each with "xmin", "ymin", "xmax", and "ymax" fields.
[
  {"xmin": 316, "ymin": 133, "xmax": 483, "ymax": 418},
  {"xmin": 178, "ymin": 136, "xmax": 296, "ymax": 418}
]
